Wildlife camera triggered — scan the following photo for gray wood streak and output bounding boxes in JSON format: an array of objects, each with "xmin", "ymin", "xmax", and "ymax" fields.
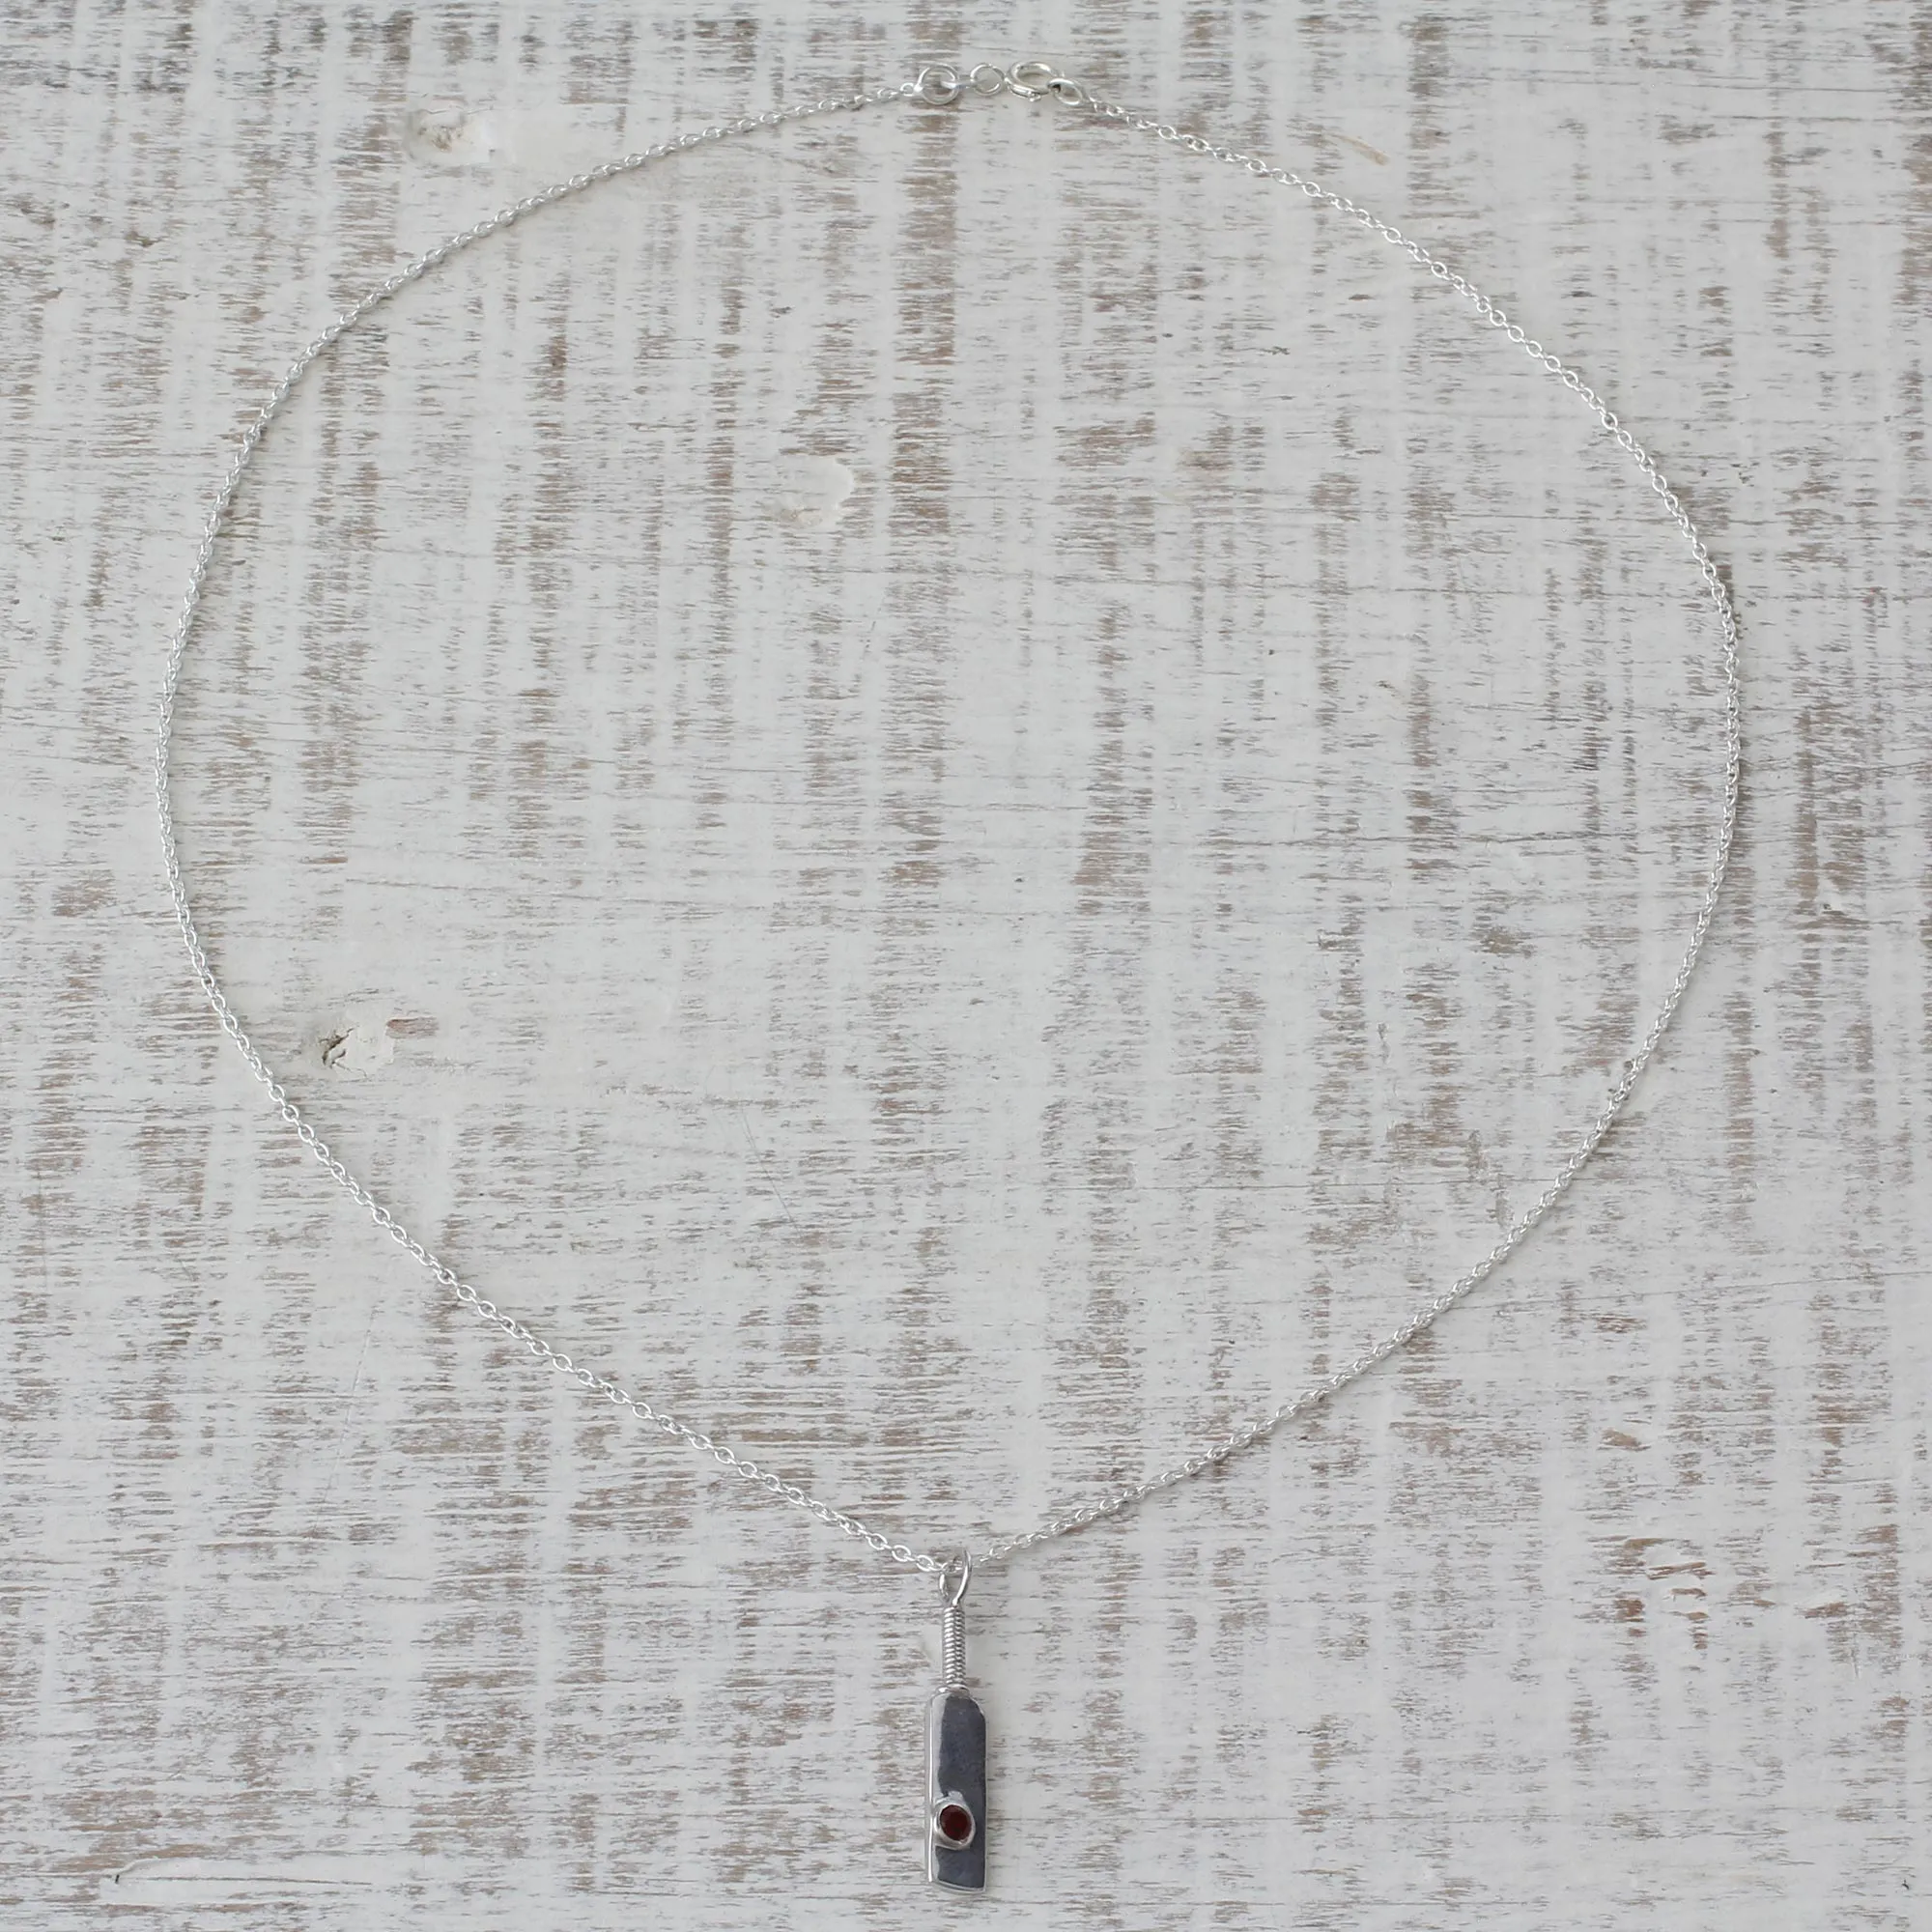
[{"xmin": 3, "ymin": 3, "xmax": 1927, "ymax": 1925}]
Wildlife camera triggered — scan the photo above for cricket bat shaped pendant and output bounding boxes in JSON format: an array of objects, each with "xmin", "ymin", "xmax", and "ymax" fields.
[{"xmin": 926, "ymin": 1554, "xmax": 986, "ymax": 1892}]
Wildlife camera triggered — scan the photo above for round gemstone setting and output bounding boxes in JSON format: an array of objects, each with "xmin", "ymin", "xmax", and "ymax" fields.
[{"xmin": 933, "ymin": 1800, "xmax": 975, "ymax": 1849}]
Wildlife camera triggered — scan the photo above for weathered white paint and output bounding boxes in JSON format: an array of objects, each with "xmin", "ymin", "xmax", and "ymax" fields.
[{"xmin": 4, "ymin": 4, "xmax": 1929, "ymax": 1926}]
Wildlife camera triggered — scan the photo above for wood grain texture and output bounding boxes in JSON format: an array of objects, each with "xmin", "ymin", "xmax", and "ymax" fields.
[{"xmin": 4, "ymin": 3, "xmax": 1929, "ymax": 1926}]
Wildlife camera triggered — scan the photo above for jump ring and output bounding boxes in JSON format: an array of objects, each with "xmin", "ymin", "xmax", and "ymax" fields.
[
  {"xmin": 914, "ymin": 64, "xmax": 961, "ymax": 106},
  {"xmin": 941, "ymin": 1548, "xmax": 973, "ymax": 1608}
]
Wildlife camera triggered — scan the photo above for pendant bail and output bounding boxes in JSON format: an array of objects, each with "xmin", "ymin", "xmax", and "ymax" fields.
[{"xmin": 940, "ymin": 1548, "xmax": 971, "ymax": 1690}]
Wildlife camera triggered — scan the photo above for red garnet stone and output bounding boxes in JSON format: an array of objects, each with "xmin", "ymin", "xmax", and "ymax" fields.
[{"xmin": 934, "ymin": 1802, "xmax": 975, "ymax": 1848}]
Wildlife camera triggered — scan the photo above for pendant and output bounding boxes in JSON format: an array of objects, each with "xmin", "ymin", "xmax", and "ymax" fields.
[{"xmin": 925, "ymin": 1554, "xmax": 986, "ymax": 1891}]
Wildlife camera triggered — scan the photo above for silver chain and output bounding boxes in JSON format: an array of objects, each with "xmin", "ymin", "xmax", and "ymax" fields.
[{"xmin": 155, "ymin": 60, "xmax": 1742, "ymax": 1581}]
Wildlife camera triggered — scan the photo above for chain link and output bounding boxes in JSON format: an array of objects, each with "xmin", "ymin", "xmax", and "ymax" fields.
[{"xmin": 155, "ymin": 62, "xmax": 1741, "ymax": 1581}]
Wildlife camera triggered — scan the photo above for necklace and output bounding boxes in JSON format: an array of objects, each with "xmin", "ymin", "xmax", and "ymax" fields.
[{"xmin": 155, "ymin": 57, "xmax": 1742, "ymax": 1895}]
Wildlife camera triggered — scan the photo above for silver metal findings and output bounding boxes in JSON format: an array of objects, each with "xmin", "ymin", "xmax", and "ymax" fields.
[
  {"xmin": 912, "ymin": 60, "xmax": 1085, "ymax": 109},
  {"xmin": 926, "ymin": 1554, "xmax": 987, "ymax": 1891}
]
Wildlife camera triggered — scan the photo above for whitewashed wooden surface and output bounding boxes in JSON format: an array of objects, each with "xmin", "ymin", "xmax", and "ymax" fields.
[{"xmin": 5, "ymin": 3, "xmax": 1930, "ymax": 1926}]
